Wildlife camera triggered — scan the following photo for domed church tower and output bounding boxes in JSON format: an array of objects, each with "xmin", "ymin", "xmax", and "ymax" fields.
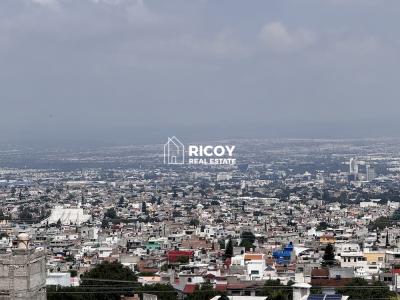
[{"xmin": 0, "ymin": 233, "xmax": 46, "ymax": 300}]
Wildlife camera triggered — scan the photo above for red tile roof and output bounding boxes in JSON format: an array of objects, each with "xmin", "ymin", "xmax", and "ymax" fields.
[
  {"xmin": 183, "ymin": 284, "xmax": 198, "ymax": 294},
  {"xmin": 311, "ymin": 278, "xmax": 352, "ymax": 287},
  {"xmin": 215, "ymin": 284, "xmax": 227, "ymax": 292},
  {"xmin": 311, "ymin": 268, "xmax": 329, "ymax": 278}
]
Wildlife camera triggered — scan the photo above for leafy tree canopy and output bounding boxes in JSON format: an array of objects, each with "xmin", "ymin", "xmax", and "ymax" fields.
[{"xmin": 337, "ymin": 277, "xmax": 396, "ymax": 299}]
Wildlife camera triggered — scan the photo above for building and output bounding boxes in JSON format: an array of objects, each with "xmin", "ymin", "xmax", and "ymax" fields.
[
  {"xmin": 0, "ymin": 233, "xmax": 46, "ymax": 300},
  {"xmin": 46, "ymin": 272, "xmax": 71, "ymax": 287},
  {"xmin": 44, "ymin": 205, "xmax": 91, "ymax": 226},
  {"xmin": 273, "ymin": 242, "xmax": 294, "ymax": 264},
  {"xmin": 349, "ymin": 158, "xmax": 358, "ymax": 174},
  {"xmin": 366, "ymin": 165, "xmax": 376, "ymax": 181}
]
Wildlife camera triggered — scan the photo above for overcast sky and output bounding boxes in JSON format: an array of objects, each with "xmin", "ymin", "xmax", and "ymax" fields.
[{"xmin": 0, "ymin": 0, "xmax": 399, "ymax": 146}]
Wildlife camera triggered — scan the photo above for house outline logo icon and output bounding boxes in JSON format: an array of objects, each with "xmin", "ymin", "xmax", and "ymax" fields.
[{"xmin": 164, "ymin": 136, "xmax": 185, "ymax": 165}]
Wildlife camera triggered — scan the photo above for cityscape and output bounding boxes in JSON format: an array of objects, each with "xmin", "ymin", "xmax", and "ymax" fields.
[
  {"xmin": 2, "ymin": 138, "xmax": 400, "ymax": 299},
  {"xmin": 1, "ymin": 0, "xmax": 400, "ymax": 299}
]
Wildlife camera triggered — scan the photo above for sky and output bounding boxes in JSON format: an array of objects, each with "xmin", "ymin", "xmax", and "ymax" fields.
[{"xmin": 0, "ymin": 0, "xmax": 400, "ymax": 146}]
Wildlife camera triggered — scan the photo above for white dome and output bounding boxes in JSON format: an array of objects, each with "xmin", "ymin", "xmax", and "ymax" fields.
[{"xmin": 17, "ymin": 233, "xmax": 30, "ymax": 241}]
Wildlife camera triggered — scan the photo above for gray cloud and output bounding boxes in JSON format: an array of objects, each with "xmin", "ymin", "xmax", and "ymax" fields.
[
  {"xmin": 259, "ymin": 22, "xmax": 316, "ymax": 52},
  {"xmin": 0, "ymin": 0, "xmax": 399, "ymax": 146}
]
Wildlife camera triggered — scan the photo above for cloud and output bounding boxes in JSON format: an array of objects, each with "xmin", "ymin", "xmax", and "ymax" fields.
[
  {"xmin": 31, "ymin": 0, "xmax": 58, "ymax": 6},
  {"xmin": 326, "ymin": 0, "xmax": 379, "ymax": 6},
  {"xmin": 173, "ymin": 30, "xmax": 251, "ymax": 60},
  {"xmin": 259, "ymin": 22, "xmax": 316, "ymax": 52}
]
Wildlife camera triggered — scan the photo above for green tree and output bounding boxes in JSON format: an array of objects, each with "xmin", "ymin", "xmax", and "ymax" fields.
[
  {"xmin": 56, "ymin": 219, "xmax": 62, "ymax": 229},
  {"xmin": 18, "ymin": 206, "xmax": 33, "ymax": 221},
  {"xmin": 241, "ymin": 231, "xmax": 255, "ymax": 243},
  {"xmin": 369, "ymin": 216, "xmax": 391, "ymax": 231},
  {"xmin": 187, "ymin": 282, "xmax": 218, "ymax": 300},
  {"xmin": 337, "ymin": 277, "xmax": 396, "ymax": 299},
  {"xmin": 240, "ymin": 231, "xmax": 255, "ymax": 251},
  {"xmin": 317, "ymin": 221, "xmax": 329, "ymax": 231},
  {"xmin": 48, "ymin": 262, "xmax": 137, "ymax": 300},
  {"xmin": 224, "ymin": 239, "xmax": 233, "ymax": 259},
  {"xmin": 81, "ymin": 261, "xmax": 137, "ymax": 284},
  {"xmin": 142, "ymin": 202, "xmax": 147, "ymax": 214},
  {"xmin": 48, "ymin": 264, "xmax": 178, "ymax": 300},
  {"xmin": 101, "ymin": 218, "xmax": 109, "ymax": 229},
  {"xmin": 79, "ymin": 261, "xmax": 137, "ymax": 300},
  {"xmin": 139, "ymin": 283, "xmax": 178, "ymax": 300},
  {"xmin": 104, "ymin": 208, "xmax": 117, "ymax": 219},
  {"xmin": 189, "ymin": 218, "xmax": 200, "ymax": 227},
  {"xmin": 257, "ymin": 279, "xmax": 292, "ymax": 300},
  {"xmin": 322, "ymin": 243, "xmax": 335, "ymax": 266},
  {"xmin": 177, "ymin": 256, "xmax": 189, "ymax": 264},
  {"xmin": 47, "ymin": 286, "xmax": 96, "ymax": 300},
  {"xmin": 240, "ymin": 239, "xmax": 254, "ymax": 251}
]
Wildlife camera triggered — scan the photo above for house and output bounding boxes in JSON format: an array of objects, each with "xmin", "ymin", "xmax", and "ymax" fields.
[
  {"xmin": 273, "ymin": 242, "xmax": 294, "ymax": 264},
  {"xmin": 167, "ymin": 250, "xmax": 194, "ymax": 264}
]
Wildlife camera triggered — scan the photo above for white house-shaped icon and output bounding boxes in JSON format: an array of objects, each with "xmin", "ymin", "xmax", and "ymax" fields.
[{"xmin": 164, "ymin": 136, "xmax": 185, "ymax": 164}]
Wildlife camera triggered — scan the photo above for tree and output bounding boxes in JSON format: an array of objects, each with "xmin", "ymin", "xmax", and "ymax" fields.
[
  {"xmin": 0, "ymin": 210, "xmax": 10, "ymax": 221},
  {"xmin": 80, "ymin": 261, "xmax": 137, "ymax": 300},
  {"xmin": 189, "ymin": 218, "xmax": 200, "ymax": 227},
  {"xmin": 104, "ymin": 208, "xmax": 117, "ymax": 219},
  {"xmin": 56, "ymin": 219, "xmax": 62, "ymax": 229},
  {"xmin": 240, "ymin": 231, "xmax": 255, "ymax": 251},
  {"xmin": 337, "ymin": 277, "xmax": 396, "ymax": 299},
  {"xmin": 101, "ymin": 218, "xmax": 109, "ymax": 229},
  {"xmin": 172, "ymin": 211, "xmax": 182, "ymax": 218},
  {"xmin": 317, "ymin": 221, "xmax": 329, "ymax": 231},
  {"xmin": 48, "ymin": 261, "xmax": 139, "ymax": 300},
  {"xmin": 142, "ymin": 202, "xmax": 147, "ymax": 214},
  {"xmin": 241, "ymin": 231, "xmax": 255, "ymax": 243},
  {"xmin": 81, "ymin": 261, "xmax": 137, "ymax": 284},
  {"xmin": 187, "ymin": 282, "xmax": 218, "ymax": 300},
  {"xmin": 257, "ymin": 279, "xmax": 292, "ymax": 300},
  {"xmin": 172, "ymin": 188, "xmax": 178, "ymax": 198},
  {"xmin": 224, "ymin": 239, "xmax": 233, "ymax": 259},
  {"xmin": 47, "ymin": 286, "xmax": 96, "ymax": 300},
  {"xmin": 218, "ymin": 240, "xmax": 226, "ymax": 250},
  {"xmin": 10, "ymin": 186, "xmax": 16, "ymax": 196},
  {"xmin": 322, "ymin": 243, "xmax": 335, "ymax": 266},
  {"xmin": 18, "ymin": 206, "xmax": 33, "ymax": 222},
  {"xmin": 177, "ymin": 256, "xmax": 189, "ymax": 264},
  {"xmin": 368, "ymin": 216, "xmax": 391, "ymax": 230},
  {"xmin": 240, "ymin": 239, "xmax": 254, "ymax": 251}
]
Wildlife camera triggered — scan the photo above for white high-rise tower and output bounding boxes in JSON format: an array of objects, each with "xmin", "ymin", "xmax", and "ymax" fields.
[{"xmin": 349, "ymin": 158, "xmax": 358, "ymax": 174}]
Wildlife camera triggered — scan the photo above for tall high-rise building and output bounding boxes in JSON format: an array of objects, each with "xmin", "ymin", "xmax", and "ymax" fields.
[
  {"xmin": 0, "ymin": 233, "xmax": 46, "ymax": 300},
  {"xmin": 366, "ymin": 164, "xmax": 376, "ymax": 181},
  {"xmin": 349, "ymin": 158, "xmax": 359, "ymax": 174}
]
